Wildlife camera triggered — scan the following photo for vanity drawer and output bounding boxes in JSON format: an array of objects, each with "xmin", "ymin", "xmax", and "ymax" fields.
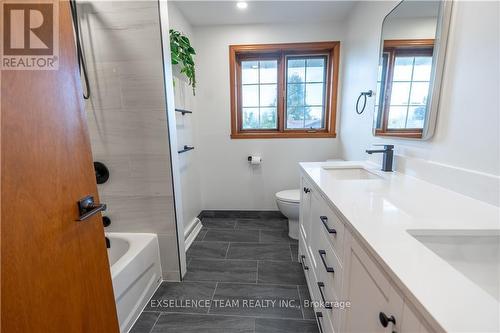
[
  {"xmin": 309, "ymin": 283, "xmax": 340, "ymax": 333},
  {"xmin": 310, "ymin": 215, "xmax": 343, "ymax": 304},
  {"xmin": 299, "ymin": 230, "xmax": 316, "ymax": 288},
  {"xmin": 314, "ymin": 197, "xmax": 345, "ymax": 263}
]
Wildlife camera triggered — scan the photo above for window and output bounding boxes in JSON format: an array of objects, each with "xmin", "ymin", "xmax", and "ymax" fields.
[
  {"xmin": 230, "ymin": 42, "xmax": 340, "ymax": 139},
  {"xmin": 375, "ymin": 39, "xmax": 434, "ymax": 138}
]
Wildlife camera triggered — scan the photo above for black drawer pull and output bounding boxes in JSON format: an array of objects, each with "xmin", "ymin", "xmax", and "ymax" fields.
[
  {"xmin": 318, "ymin": 250, "xmax": 334, "ymax": 273},
  {"xmin": 300, "ymin": 255, "xmax": 309, "ymax": 270},
  {"xmin": 315, "ymin": 312, "xmax": 324, "ymax": 333},
  {"xmin": 379, "ymin": 312, "xmax": 396, "ymax": 327},
  {"xmin": 317, "ymin": 282, "xmax": 332, "ymax": 309},
  {"xmin": 320, "ymin": 216, "xmax": 337, "ymax": 234}
]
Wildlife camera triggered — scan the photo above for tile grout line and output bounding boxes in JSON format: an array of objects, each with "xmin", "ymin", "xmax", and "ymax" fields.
[
  {"xmin": 256, "ymin": 260, "xmax": 259, "ymax": 284},
  {"xmin": 207, "ymin": 281, "xmax": 219, "ymax": 315},
  {"xmin": 224, "ymin": 242, "xmax": 231, "ymax": 259},
  {"xmin": 297, "ymin": 285, "xmax": 306, "ymax": 320},
  {"xmin": 148, "ymin": 312, "xmax": 162, "ymax": 333}
]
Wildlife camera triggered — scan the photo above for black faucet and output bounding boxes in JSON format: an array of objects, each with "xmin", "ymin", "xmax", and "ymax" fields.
[{"xmin": 366, "ymin": 145, "xmax": 394, "ymax": 172}]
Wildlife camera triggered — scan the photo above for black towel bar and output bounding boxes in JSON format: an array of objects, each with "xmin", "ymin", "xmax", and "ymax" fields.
[
  {"xmin": 178, "ymin": 145, "xmax": 194, "ymax": 154},
  {"xmin": 175, "ymin": 108, "xmax": 193, "ymax": 115}
]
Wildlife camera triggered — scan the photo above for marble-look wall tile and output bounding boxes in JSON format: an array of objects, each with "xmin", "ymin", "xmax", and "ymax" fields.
[
  {"xmin": 81, "ymin": 0, "xmax": 179, "ymax": 279},
  {"xmin": 158, "ymin": 233, "xmax": 181, "ymax": 281},
  {"xmin": 102, "ymin": 195, "xmax": 176, "ymax": 234}
]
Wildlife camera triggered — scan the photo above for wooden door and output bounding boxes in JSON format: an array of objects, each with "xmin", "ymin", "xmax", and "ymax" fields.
[{"xmin": 1, "ymin": 1, "xmax": 119, "ymax": 332}]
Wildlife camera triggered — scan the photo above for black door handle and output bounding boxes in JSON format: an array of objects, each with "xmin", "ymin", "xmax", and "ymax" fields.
[
  {"xmin": 318, "ymin": 250, "xmax": 334, "ymax": 273},
  {"xmin": 315, "ymin": 312, "xmax": 324, "ymax": 333},
  {"xmin": 320, "ymin": 216, "xmax": 337, "ymax": 234},
  {"xmin": 300, "ymin": 255, "xmax": 309, "ymax": 270},
  {"xmin": 379, "ymin": 312, "xmax": 396, "ymax": 327},
  {"xmin": 317, "ymin": 282, "xmax": 332, "ymax": 309},
  {"xmin": 77, "ymin": 195, "xmax": 106, "ymax": 221},
  {"xmin": 303, "ymin": 187, "xmax": 311, "ymax": 193}
]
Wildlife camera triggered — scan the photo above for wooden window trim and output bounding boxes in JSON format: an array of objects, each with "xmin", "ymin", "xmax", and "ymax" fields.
[
  {"xmin": 229, "ymin": 42, "xmax": 340, "ymax": 139},
  {"xmin": 375, "ymin": 39, "xmax": 434, "ymax": 139}
]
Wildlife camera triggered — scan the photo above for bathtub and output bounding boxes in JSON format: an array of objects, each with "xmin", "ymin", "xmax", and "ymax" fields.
[{"xmin": 106, "ymin": 233, "xmax": 162, "ymax": 333}]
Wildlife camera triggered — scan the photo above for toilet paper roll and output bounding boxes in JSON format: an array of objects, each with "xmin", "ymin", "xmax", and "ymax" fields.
[{"xmin": 248, "ymin": 156, "xmax": 262, "ymax": 165}]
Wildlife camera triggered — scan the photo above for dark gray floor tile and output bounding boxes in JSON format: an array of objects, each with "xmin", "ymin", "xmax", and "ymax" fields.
[
  {"xmin": 227, "ymin": 243, "xmax": 292, "ymax": 261},
  {"xmin": 258, "ymin": 211, "xmax": 286, "ymax": 219},
  {"xmin": 299, "ymin": 285, "xmax": 315, "ymax": 320},
  {"xmin": 260, "ymin": 230, "xmax": 295, "ymax": 243},
  {"xmin": 255, "ymin": 318, "xmax": 319, "ymax": 333},
  {"xmin": 130, "ymin": 312, "xmax": 160, "ymax": 333},
  {"xmin": 290, "ymin": 244, "xmax": 298, "ymax": 262},
  {"xmin": 258, "ymin": 261, "xmax": 306, "ymax": 285},
  {"xmin": 210, "ymin": 282, "xmax": 302, "ymax": 319},
  {"xmin": 187, "ymin": 241, "xmax": 229, "ymax": 259},
  {"xmin": 201, "ymin": 210, "xmax": 260, "ymax": 219},
  {"xmin": 235, "ymin": 218, "xmax": 287, "ymax": 230},
  {"xmin": 194, "ymin": 229, "xmax": 208, "ymax": 241},
  {"xmin": 144, "ymin": 281, "xmax": 216, "ymax": 313},
  {"xmin": 202, "ymin": 218, "xmax": 237, "ymax": 229},
  {"xmin": 152, "ymin": 313, "xmax": 254, "ymax": 333},
  {"xmin": 204, "ymin": 229, "xmax": 259, "ymax": 242},
  {"xmin": 185, "ymin": 259, "xmax": 257, "ymax": 283}
]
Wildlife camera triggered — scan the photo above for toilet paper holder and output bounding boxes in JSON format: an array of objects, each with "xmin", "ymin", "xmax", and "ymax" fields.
[{"xmin": 247, "ymin": 156, "xmax": 262, "ymax": 163}]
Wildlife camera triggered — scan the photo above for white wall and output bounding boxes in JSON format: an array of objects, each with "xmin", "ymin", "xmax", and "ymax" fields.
[
  {"xmin": 339, "ymin": 1, "xmax": 500, "ymax": 206},
  {"xmin": 79, "ymin": 1, "xmax": 180, "ymax": 279},
  {"xmin": 168, "ymin": 3, "xmax": 203, "ymax": 235},
  {"xmin": 193, "ymin": 22, "xmax": 346, "ymax": 210},
  {"xmin": 383, "ymin": 17, "xmax": 437, "ymax": 39}
]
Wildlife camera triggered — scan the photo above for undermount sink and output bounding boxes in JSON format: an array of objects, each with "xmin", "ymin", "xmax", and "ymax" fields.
[
  {"xmin": 321, "ymin": 167, "xmax": 381, "ymax": 180},
  {"xmin": 409, "ymin": 230, "xmax": 500, "ymax": 301}
]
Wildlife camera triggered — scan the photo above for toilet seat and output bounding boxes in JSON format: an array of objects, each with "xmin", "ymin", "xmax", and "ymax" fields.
[{"xmin": 276, "ymin": 189, "xmax": 300, "ymax": 204}]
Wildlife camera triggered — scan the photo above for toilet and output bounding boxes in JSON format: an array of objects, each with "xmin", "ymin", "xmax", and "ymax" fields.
[{"xmin": 275, "ymin": 189, "xmax": 300, "ymax": 240}]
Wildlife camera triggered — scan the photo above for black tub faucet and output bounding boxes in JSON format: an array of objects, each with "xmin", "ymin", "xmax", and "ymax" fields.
[{"xmin": 366, "ymin": 145, "xmax": 394, "ymax": 172}]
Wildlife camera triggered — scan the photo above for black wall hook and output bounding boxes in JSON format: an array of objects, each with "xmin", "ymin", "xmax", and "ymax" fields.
[{"xmin": 356, "ymin": 90, "xmax": 373, "ymax": 114}]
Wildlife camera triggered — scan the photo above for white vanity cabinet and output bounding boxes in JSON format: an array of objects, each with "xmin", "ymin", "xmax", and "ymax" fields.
[
  {"xmin": 341, "ymin": 232, "xmax": 403, "ymax": 333},
  {"xmin": 299, "ymin": 174, "xmax": 435, "ymax": 333}
]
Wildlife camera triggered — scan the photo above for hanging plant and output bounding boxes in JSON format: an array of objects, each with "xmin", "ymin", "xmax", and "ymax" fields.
[{"xmin": 170, "ymin": 29, "xmax": 196, "ymax": 95}]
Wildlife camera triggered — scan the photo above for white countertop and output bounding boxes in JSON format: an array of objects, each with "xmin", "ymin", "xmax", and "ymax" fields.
[{"xmin": 300, "ymin": 161, "xmax": 500, "ymax": 333}]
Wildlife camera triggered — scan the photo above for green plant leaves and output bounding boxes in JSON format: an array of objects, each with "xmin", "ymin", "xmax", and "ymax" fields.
[{"xmin": 170, "ymin": 29, "xmax": 196, "ymax": 95}]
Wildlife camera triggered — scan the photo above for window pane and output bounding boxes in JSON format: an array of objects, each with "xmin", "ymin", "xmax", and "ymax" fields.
[
  {"xmin": 287, "ymin": 83, "xmax": 305, "ymax": 106},
  {"xmin": 305, "ymin": 83, "xmax": 324, "ymax": 106},
  {"xmin": 260, "ymin": 60, "xmax": 277, "ymax": 84},
  {"xmin": 305, "ymin": 106, "xmax": 324, "ymax": 129},
  {"xmin": 242, "ymin": 61, "xmax": 259, "ymax": 84},
  {"xmin": 390, "ymin": 82, "xmax": 411, "ymax": 105},
  {"xmin": 413, "ymin": 57, "xmax": 432, "ymax": 81},
  {"xmin": 242, "ymin": 108, "xmax": 259, "ymax": 129},
  {"xmin": 387, "ymin": 106, "xmax": 408, "ymax": 129},
  {"xmin": 409, "ymin": 82, "xmax": 429, "ymax": 105},
  {"xmin": 259, "ymin": 107, "xmax": 277, "ymax": 129},
  {"xmin": 393, "ymin": 57, "xmax": 413, "ymax": 81},
  {"xmin": 287, "ymin": 59, "xmax": 305, "ymax": 83},
  {"xmin": 242, "ymin": 85, "xmax": 259, "ymax": 107},
  {"xmin": 306, "ymin": 58, "xmax": 325, "ymax": 82},
  {"xmin": 260, "ymin": 84, "xmax": 277, "ymax": 107},
  {"xmin": 406, "ymin": 106, "xmax": 426, "ymax": 129},
  {"xmin": 286, "ymin": 106, "xmax": 305, "ymax": 129}
]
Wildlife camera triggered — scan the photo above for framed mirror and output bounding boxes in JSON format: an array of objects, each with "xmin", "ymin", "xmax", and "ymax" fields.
[{"xmin": 373, "ymin": 0, "xmax": 452, "ymax": 140}]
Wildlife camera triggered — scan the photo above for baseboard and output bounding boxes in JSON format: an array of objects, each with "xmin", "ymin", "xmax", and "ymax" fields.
[
  {"xmin": 199, "ymin": 210, "xmax": 285, "ymax": 219},
  {"xmin": 184, "ymin": 217, "xmax": 202, "ymax": 251}
]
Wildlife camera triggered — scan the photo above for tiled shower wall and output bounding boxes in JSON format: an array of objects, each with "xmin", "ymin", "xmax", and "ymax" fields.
[{"xmin": 79, "ymin": 1, "xmax": 180, "ymax": 280}]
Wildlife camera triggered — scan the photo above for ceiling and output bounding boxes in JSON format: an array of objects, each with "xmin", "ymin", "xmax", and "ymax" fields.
[{"xmin": 172, "ymin": 1, "xmax": 358, "ymax": 26}]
